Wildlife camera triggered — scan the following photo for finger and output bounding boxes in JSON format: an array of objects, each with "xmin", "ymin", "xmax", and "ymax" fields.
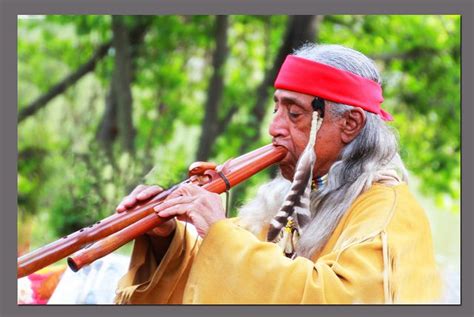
[
  {"xmin": 156, "ymin": 204, "xmax": 191, "ymax": 218},
  {"xmin": 168, "ymin": 183, "xmax": 202, "ymax": 199},
  {"xmin": 129, "ymin": 184, "xmax": 148, "ymax": 196},
  {"xmin": 116, "ymin": 204, "xmax": 127, "ymax": 213},
  {"xmin": 115, "ymin": 185, "xmax": 147, "ymax": 212},
  {"xmin": 125, "ymin": 184, "xmax": 151, "ymax": 204},
  {"xmin": 154, "ymin": 196, "xmax": 195, "ymax": 213},
  {"xmin": 167, "ymin": 185, "xmax": 190, "ymax": 200},
  {"xmin": 136, "ymin": 185, "xmax": 163, "ymax": 201},
  {"xmin": 181, "ymin": 183, "xmax": 205, "ymax": 195},
  {"xmin": 121, "ymin": 196, "xmax": 139, "ymax": 209},
  {"xmin": 116, "ymin": 197, "xmax": 137, "ymax": 213}
]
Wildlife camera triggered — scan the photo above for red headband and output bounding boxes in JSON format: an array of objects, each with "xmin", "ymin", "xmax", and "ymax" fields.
[{"xmin": 274, "ymin": 55, "xmax": 392, "ymax": 121}]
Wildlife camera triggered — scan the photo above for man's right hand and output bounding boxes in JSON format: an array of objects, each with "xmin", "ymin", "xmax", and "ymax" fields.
[{"xmin": 115, "ymin": 184, "xmax": 177, "ymax": 238}]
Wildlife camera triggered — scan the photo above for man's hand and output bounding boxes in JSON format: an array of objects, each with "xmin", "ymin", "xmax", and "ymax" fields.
[
  {"xmin": 153, "ymin": 183, "xmax": 226, "ymax": 237},
  {"xmin": 115, "ymin": 184, "xmax": 177, "ymax": 238}
]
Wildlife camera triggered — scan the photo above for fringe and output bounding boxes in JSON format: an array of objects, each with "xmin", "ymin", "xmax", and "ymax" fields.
[
  {"xmin": 115, "ymin": 285, "xmax": 139, "ymax": 304},
  {"xmin": 381, "ymin": 230, "xmax": 393, "ymax": 304}
]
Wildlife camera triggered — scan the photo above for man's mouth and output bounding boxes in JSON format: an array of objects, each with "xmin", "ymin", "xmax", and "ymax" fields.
[
  {"xmin": 272, "ymin": 142, "xmax": 290, "ymax": 160},
  {"xmin": 272, "ymin": 140, "xmax": 288, "ymax": 151},
  {"xmin": 273, "ymin": 143, "xmax": 297, "ymax": 171}
]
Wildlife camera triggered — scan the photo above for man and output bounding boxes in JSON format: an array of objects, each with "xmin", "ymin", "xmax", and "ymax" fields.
[{"xmin": 114, "ymin": 43, "xmax": 442, "ymax": 304}]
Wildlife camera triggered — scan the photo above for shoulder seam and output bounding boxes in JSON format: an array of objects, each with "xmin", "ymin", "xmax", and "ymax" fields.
[{"xmin": 334, "ymin": 187, "xmax": 398, "ymax": 259}]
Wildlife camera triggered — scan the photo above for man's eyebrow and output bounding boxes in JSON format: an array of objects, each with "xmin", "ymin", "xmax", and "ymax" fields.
[{"xmin": 274, "ymin": 95, "xmax": 305, "ymax": 107}]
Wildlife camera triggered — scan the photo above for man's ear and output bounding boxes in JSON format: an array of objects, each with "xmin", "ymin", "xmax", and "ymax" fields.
[{"xmin": 340, "ymin": 107, "xmax": 366, "ymax": 144}]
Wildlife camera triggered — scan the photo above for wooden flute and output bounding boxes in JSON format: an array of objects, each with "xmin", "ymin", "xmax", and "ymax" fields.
[{"xmin": 18, "ymin": 144, "xmax": 287, "ymax": 278}]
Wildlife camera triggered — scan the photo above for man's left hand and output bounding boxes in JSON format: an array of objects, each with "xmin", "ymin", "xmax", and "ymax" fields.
[{"xmin": 153, "ymin": 183, "xmax": 226, "ymax": 237}]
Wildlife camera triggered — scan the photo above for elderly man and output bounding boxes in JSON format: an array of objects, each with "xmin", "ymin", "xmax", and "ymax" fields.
[{"xmin": 114, "ymin": 43, "xmax": 442, "ymax": 304}]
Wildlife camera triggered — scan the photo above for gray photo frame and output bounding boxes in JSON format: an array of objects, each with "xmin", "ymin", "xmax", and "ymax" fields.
[{"xmin": 2, "ymin": 1, "xmax": 472, "ymax": 317}]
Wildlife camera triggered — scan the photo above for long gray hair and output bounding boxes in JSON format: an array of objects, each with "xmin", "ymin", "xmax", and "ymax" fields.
[
  {"xmin": 237, "ymin": 43, "xmax": 409, "ymax": 259},
  {"xmin": 293, "ymin": 43, "xmax": 409, "ymax": 258}
]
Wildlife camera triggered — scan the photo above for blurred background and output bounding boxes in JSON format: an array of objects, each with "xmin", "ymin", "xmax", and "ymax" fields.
[{"xmin": 17, "ymin": 15, "xmax": 460, "ymax": 303}]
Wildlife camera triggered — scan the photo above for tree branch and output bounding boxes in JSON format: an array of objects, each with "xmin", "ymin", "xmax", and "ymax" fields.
[
  {"xmin": 370, "ymin": 47, "xmax": 438, "ymax": 62},
  {"xmin": 216, "ymin": 104, "xmax": 238, "ymax": 137},
  {"xmin": 18, "ymin": 42, "xmax": 112, "ymax": 123},
  {"xmin": 18, "ymin": 17, "xmax": 154, "ymax": 124}
]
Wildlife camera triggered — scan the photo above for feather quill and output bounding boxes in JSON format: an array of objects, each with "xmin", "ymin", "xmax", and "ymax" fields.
[{"xmin": 267, "ymin": 110, "xmax": 322, "ymax": 243}]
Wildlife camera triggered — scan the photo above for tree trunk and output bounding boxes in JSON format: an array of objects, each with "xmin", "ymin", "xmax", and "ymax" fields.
[
  {"xmin": 96, "ymin": 17, "xmax": 152, "ymax": 154},
  {"xmin": 111, "ymin": 15, "xmax": 135, "ymax": 154},
  {"xmin": 231, "ymin": 15, "xmax": 322, "ymax": 212},
  {"xmin": 239, "ymin": 15, "xmax": 321, "ymax": 154},
  {"xmin": 196, "ymin": 15, "xmax": 229, "ymax": 162},
  {"xmin": 96, "ymin": 90, "xmax": 118, "ymax": 155}
]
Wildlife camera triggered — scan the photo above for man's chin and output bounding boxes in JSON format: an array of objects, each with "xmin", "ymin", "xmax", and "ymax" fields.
[{"xmin": 279, "ymin": 165, "xmax": 295, "ymax": 181}]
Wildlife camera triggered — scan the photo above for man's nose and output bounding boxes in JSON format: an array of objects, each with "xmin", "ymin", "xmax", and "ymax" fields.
[{"xmin": 268, "ymin": 110, "xmax": 288, "ymax": 139}]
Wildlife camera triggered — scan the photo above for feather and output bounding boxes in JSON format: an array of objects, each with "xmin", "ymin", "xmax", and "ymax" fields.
[{"xmin": 267, "ymin": 111, "xmax": 322, "ymax": 243}]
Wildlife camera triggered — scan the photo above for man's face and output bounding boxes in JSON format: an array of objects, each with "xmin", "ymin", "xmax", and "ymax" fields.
[{"xmin": 269, "ymin": 89, "xmax": 345, "ymax": 181}]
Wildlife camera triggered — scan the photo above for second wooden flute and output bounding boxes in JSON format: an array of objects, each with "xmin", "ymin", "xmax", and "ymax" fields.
[
  {"xmin": 67, "ymin": 144, "xmax": 287, "ymax": 271},
  {"xmin": 17, "ymin": 144, "xmax": 287, "ymax": 277}
]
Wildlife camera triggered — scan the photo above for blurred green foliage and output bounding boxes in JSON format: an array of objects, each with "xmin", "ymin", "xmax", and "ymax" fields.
[{"xmin": 17, "ymin": 15, "xmax": 460, "ymax": 250}]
